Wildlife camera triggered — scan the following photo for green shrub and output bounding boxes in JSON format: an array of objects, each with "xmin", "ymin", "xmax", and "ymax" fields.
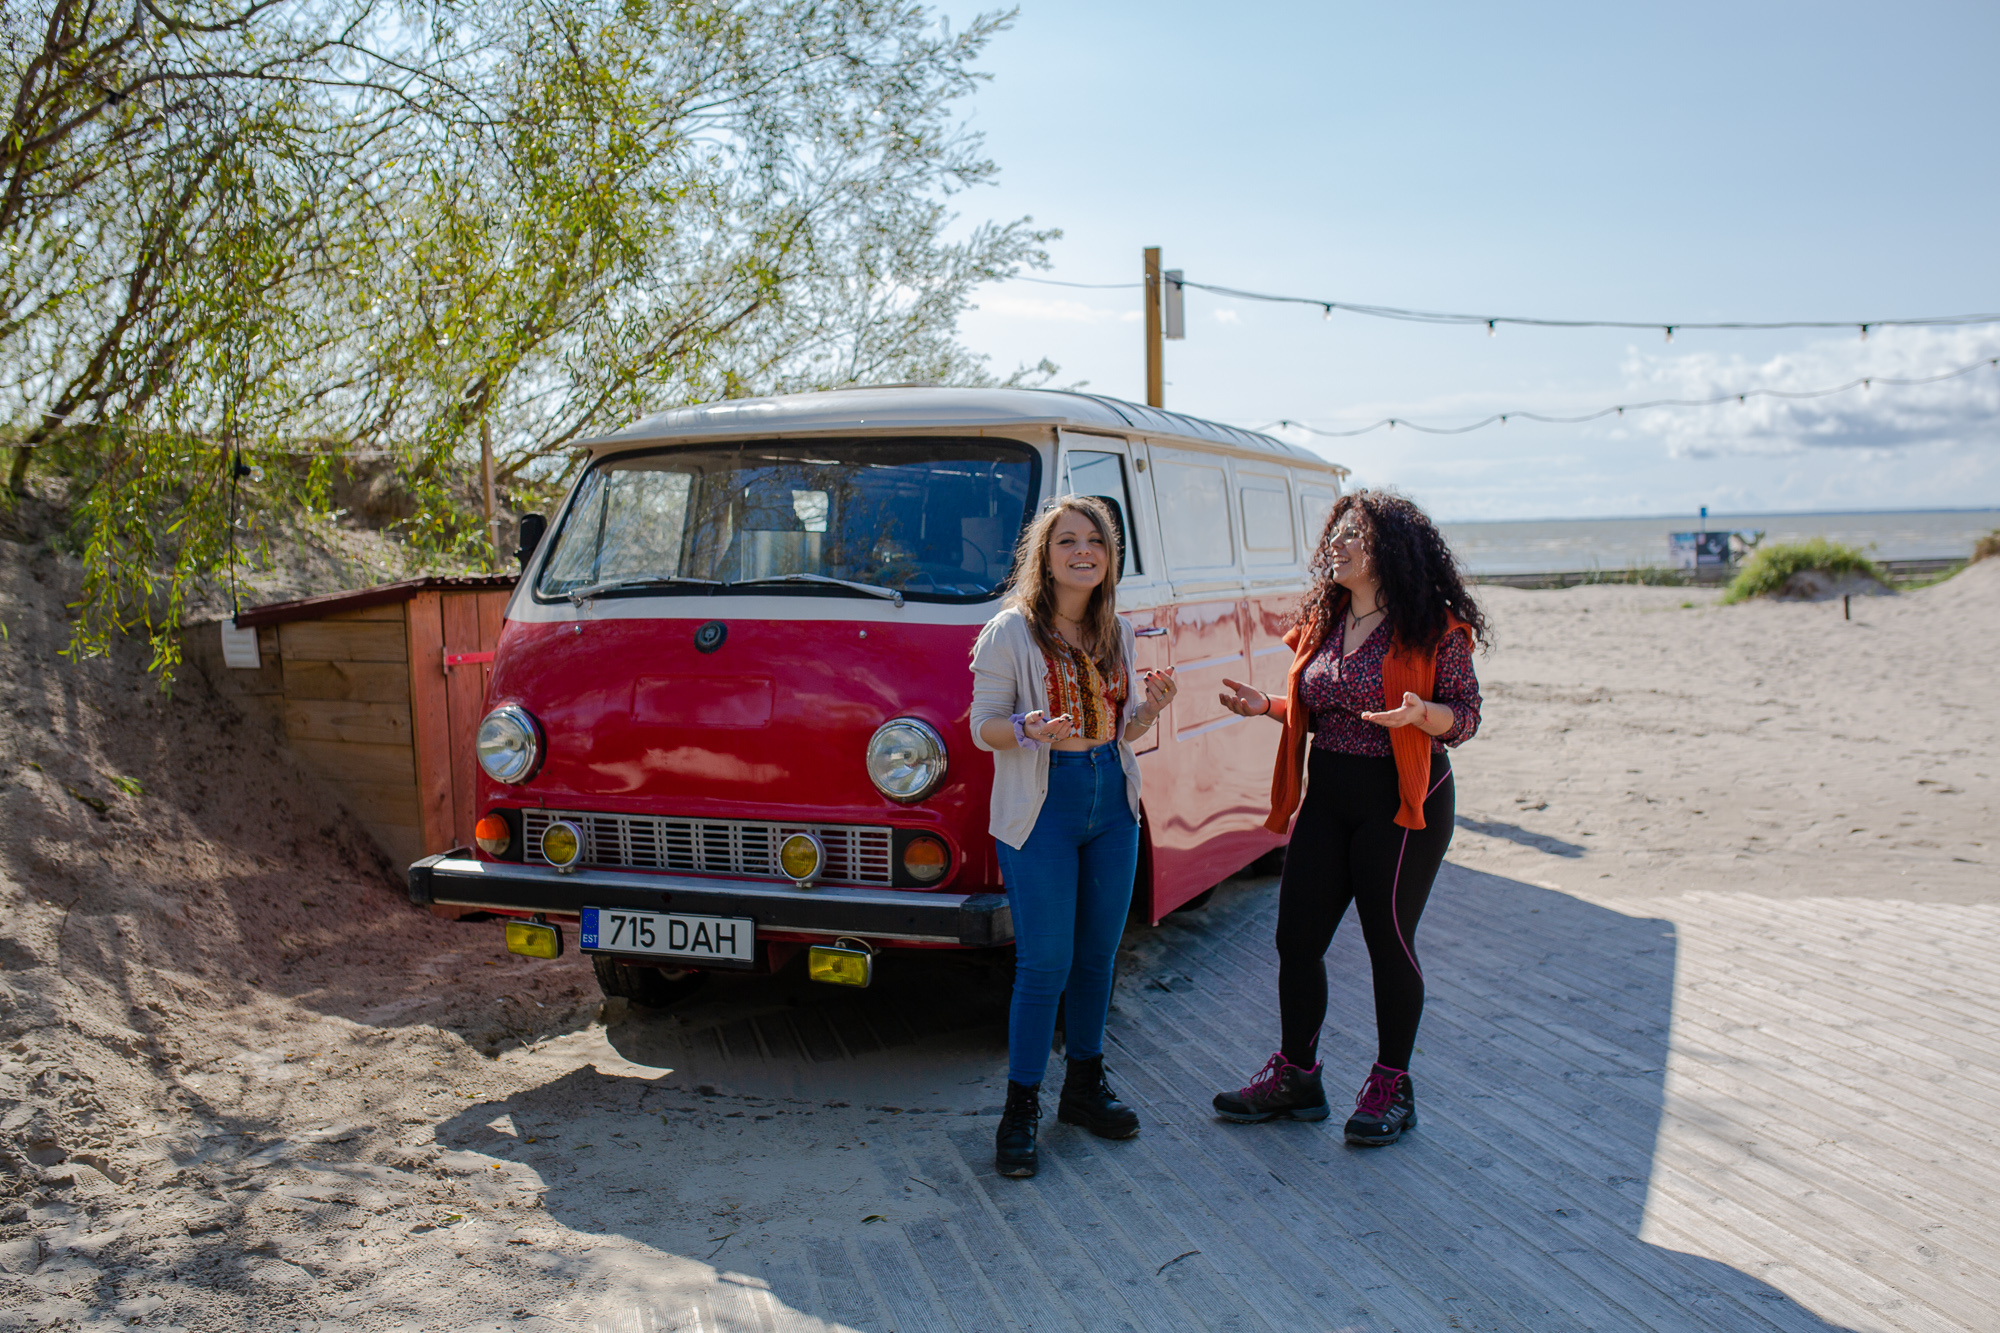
[
  {"xmin": 1974, "ymin": 530, "xmax": 2000, "ymax": 564},
  {"xmin": 1721, "ymin": 539, "xmax": 1885, "ymax": 604}
]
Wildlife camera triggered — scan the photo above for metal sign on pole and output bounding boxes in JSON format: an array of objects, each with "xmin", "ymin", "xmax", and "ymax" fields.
[
  {"xmin": 1143, "ymin": 247, "xmax": 1164, "ymax": 407},
  {"xmin": 1163, "ymin": 269, "xmax": 1185, "ymax": 341}
]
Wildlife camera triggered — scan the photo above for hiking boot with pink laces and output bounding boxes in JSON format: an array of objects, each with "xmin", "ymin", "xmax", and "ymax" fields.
[
  {"xmin": 1344, "ymin": 1063, "xmax": 1417, "ymax": 1146},
  {"xmin": 1212, "ymin": 1053, "xmax": 1330, "ymax": 1123}
]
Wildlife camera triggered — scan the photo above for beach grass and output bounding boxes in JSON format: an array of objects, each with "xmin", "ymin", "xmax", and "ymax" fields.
[
  {"xmin": 1721, "ymin": 538, "xmax": 1885, "ymax": 604},
  {"xmin": 1974, "ymin": 530, "xmax": 2000, "ymax": 564}
]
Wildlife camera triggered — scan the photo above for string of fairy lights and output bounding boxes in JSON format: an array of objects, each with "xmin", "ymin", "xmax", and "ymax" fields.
[
  {"xmin": 1256, "ymin": 357, "xmax": 2000, "ymax": 439},
  {"xmin": 1014, "ymin": 273, "xmax": 2000, "ymax": 436}
]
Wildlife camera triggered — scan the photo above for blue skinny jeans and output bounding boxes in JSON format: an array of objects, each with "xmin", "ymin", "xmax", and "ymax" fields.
[{"xmin": 995, "ymin": 743, "xmax": 1140, "ymax": 1087}]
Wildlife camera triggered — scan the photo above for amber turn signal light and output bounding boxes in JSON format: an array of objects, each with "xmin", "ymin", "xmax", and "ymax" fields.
[
  {"xmin": 504, "ymin": 920, "xmax": 562, "ymax": 959},
  {"xmin": 901, "ymin": 835, "xmax": 948, "ymax": 883},
  {"xmin": 475, "ymin": 814, "xmax": 511, "ymax": 856}
]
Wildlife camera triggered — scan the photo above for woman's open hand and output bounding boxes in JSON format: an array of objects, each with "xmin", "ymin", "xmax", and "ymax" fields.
[
  {"xmin": 1219, "ymin": 677, "xmax": 1270, "ymax": 718},
  {"xmin": 1023, "ymin": 710, "xmax": 1076, "ymax": 743},
  {"xmin": 1361, "ymin": 690, "xmax": 1448, "ymax": 733}
]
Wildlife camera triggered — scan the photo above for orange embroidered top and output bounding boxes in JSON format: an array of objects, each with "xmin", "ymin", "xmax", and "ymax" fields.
[{"xmin": 1041, "ymin": 636, "xmax": 1130, "ymax": 743}]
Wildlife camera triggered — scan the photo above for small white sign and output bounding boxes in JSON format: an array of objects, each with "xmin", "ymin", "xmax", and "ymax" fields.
[{"xmin": 220, "ymin": 620, "xmax": 262, "ymax": 669}]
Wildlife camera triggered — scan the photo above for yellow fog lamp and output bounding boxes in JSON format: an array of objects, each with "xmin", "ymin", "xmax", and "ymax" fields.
[
  {"xmin": 808, "ymin": 937, "xmax": 876, "ymax": 989},
  {"xmin": 504, "ymin": 919, "xmax": 563, "ymax": 959},
  {"xmin": 539, "ymin": 819, "xmax": 583, "ymax": 873},
  {"xmin": 779, "ymin": 832, "xmax": 825, "ymax": 887}
]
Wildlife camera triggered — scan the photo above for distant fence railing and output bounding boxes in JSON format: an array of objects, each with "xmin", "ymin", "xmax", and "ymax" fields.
[{"xmin": 1466, "ymin": 556, "xmax": 1968, "ymax": 590}]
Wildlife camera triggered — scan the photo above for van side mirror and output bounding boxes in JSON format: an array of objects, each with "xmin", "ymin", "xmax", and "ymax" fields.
[{"xmin": 515, "ymin": 513, "xmax": 547, "ymax": 571}]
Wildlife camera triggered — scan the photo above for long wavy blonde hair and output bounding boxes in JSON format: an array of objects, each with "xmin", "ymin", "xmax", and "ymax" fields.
[{"xmin": 1005, "ymin": 495, "xmax": 1125, "ymax": 672}]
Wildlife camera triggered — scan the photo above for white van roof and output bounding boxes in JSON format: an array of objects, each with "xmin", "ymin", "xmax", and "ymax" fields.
[{"xmin": 576, "ymin": 386, "xmax": 1347, "ymax": 475}]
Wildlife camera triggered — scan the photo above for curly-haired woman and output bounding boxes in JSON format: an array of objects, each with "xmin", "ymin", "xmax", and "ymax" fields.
[
  {"xmin": 1212, "ymin": 491, "xmax": 1485, "ymax": 1145},
  {"xmin": 970, "ymin": 496, "xmax": 1178, "ymax": 1177}
]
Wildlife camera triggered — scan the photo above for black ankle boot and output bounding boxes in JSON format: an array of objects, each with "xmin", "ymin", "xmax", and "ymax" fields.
[
  {"xmin": 1057, "ymin": 1055, "xmax": 1141, "ymax": 1139},
  {"xmin": 1343, "ymin": 1063, "xmax": 1417, "ymax": 1146},
  {"xmin": 995, "ymin": 1080, "xmax": 1041, "ymax": 1177}
]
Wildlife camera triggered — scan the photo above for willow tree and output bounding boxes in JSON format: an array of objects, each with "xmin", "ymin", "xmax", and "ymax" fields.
[{"xmin": 0, "ymin": 0, "xmax": 1050, "ymax": 678}]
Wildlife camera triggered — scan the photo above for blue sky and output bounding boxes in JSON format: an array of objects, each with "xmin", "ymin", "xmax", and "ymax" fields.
[{"xmin": 937, "ymin": 1, "xmax": 2000, "ymax": 520}]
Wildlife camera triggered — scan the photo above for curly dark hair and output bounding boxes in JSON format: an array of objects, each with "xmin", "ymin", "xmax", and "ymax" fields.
[{"xmin": 1297, "ymin": 490, "xmax": 1489, "ymax": 654}]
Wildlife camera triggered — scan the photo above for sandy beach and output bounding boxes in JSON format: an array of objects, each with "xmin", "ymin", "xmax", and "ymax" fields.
[
  {"xmin": 0, "ymin": 547, "xmax": 1995, "ymax": 1331},
  {"xmin": 1448, "ymin": 568, "xmax": 1997, "ymax": 904}
]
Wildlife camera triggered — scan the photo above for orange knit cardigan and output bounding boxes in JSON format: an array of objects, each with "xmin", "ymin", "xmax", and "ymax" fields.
[{"xmin": 1262, "ymin": 612, "xmax": 1473, "ymax": 833}]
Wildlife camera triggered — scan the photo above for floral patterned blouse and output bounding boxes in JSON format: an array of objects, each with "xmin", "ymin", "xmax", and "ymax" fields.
[
  {"xmin": 1042, "ymin": 636, "xmax": 1130, "ymax": 743},
  {"xmin": 1300, "ymin": 617, "xmax": 1480, "ymax": 758}
]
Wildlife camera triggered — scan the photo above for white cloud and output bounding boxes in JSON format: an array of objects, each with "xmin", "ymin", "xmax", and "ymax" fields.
[
  {"xmin": 1212, "ymin": 309, "xmax": 1241, "ymax": 325},
  {"xmin": 1614, "ymin": 326, "xmax": 2000, "ymax": 458}
]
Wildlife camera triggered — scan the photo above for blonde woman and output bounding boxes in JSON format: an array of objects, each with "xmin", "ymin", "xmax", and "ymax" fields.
[{"xmin": 970, "ymin": 496, "xmax": 1177, "ymax": 1178}]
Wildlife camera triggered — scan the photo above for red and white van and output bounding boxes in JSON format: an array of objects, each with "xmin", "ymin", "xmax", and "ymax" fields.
[{"xmin": 407, "ymin": 388, "xmax": 1346, "ymax": 1001}]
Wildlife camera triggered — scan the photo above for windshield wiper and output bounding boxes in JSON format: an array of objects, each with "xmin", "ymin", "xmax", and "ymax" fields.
[
  {"xmin": 566, "ymin": 576, "xmax": 722, "ymax": 605},
  {"xmin": 725, "ymin": 573, "xmax": 905, "ymax": 607}
]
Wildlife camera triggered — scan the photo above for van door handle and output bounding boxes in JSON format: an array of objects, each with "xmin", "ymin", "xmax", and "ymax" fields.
[{"xmin": 1135, "ymin": 627, "xmax": 1166, "ymax": 637}]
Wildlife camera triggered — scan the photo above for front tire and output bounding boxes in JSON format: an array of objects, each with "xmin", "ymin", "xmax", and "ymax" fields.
[{"xmin": 592, "ymin": 955, "xmax": 706, "ymax": 1009}]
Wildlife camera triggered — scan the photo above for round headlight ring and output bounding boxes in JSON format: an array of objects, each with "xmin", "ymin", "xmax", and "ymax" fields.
[
  {"xmin": 865, "ymin": 717, "xmax": 948, "ymax": 803},
  {"xmin": 476, "ymin": 704, "xmax": 543, "ymax": 785},
  {"xmin": 540, "ymin": 819, "xmax": 583, "ymax": 871}
]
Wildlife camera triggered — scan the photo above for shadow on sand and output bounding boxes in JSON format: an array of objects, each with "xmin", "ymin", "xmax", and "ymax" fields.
[{"xmin": 433, "ymin": 863, "xmax": 1859, "ymax": 1332}]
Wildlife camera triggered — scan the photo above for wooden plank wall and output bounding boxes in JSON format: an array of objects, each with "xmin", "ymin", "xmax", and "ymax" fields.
[
  {"xmin": 407, "ymin": 589, "xmax": 510, "ymax": 857},
  {"xmin": 276, "ymin": 604, "xmax": 423, "ymax": 868}
]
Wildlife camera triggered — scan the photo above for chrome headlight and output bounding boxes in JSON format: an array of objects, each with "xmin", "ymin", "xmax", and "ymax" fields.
[
  {"xmin": 476, "ymin": 704, "xmax": 542, "ymax": 784},
  {"xmin": 865, "ymin": 718, "xmax": 947, "ymax": 802}
]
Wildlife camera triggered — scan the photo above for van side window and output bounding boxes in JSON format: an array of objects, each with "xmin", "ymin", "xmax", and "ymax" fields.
[
  {"xmin": 1064, "ymin": 449, "xmax": 1139, "ymax": 575},
  {"xmin": 1239, "ymin": 483, "xmax": 1294, "ymax": 561},
  {"xmin": 1153, "ymin": 458, "xmax": 1235, "ymax": 572},
  {"xmin": 1300, "ymin": 486, "xmax": 1337, "ymax": 550}
]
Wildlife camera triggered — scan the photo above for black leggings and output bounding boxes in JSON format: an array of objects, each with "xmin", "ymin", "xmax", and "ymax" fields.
[{"xmin": 1276, "ymin": 748, "xmax": 1454, "ymax": 1073}]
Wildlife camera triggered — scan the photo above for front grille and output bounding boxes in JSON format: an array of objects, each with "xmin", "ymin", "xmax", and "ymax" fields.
[{"xmin": 520, "ymin": 810, "xmax": 894, "ymax": 886}]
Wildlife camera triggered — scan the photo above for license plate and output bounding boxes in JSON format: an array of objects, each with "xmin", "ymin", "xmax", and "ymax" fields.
[{"xmin": 581, "ymin": 907, "xmax": 755, "ymax": 963}]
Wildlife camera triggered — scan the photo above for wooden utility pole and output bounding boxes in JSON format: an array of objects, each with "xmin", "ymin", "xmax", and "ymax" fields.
[
  {"xmin": 479, "ymin": 417, "xmax": 499, "ymax": 563},
  {"xmin": 1143, "ymin": 246, "xmax": 1164, "ymax": 408}
]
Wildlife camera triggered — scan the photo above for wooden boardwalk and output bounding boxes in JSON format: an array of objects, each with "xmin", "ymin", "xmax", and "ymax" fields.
[{"xmin": 456, "ymin": 864, "xmax": 2000, "ymax": 1333}]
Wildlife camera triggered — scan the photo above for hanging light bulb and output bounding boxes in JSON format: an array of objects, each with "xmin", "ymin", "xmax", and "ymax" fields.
[
  {"xmin": 1322, "ymin": 305, "xmax": 1332, "ymax": 321},
  {"xmin": 1486, "ymin": 320, "xmax": 1496, "ymax": 337},
  {"xmin": 1664, "ymin": 326, "xmax": 1675, "ymax": 344}
]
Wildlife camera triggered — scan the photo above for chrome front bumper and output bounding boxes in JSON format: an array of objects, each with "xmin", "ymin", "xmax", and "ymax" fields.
[{"xmin": 408, "ymin": 853, "xmax": 1012, "ymax": 947}]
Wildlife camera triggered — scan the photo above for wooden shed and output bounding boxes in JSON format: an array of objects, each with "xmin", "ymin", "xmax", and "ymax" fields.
[{"xmin": 222, "ymin": 576, "xmax": 517, "ymax": 869}]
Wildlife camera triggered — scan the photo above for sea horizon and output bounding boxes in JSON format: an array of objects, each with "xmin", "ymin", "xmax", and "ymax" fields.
[{"xmin": 1435, "ymin": 506, "xmax": 2000, "ymax": 575}]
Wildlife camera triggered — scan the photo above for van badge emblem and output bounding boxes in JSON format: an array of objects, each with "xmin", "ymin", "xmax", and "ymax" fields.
[{"xmin": 694, "ymin": 621, "xmax": 727, "ymax": 654}]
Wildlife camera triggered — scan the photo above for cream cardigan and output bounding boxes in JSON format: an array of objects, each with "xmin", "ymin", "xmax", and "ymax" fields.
[{"xmin": 968, "ymin": 607, "xmax": 1143, "ymax": 850}]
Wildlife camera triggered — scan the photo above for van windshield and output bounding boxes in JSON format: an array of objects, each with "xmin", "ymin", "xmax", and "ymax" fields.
[{"xmin": 536, "ymin": 438, "xmax": 1039, "ymax": 602}]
